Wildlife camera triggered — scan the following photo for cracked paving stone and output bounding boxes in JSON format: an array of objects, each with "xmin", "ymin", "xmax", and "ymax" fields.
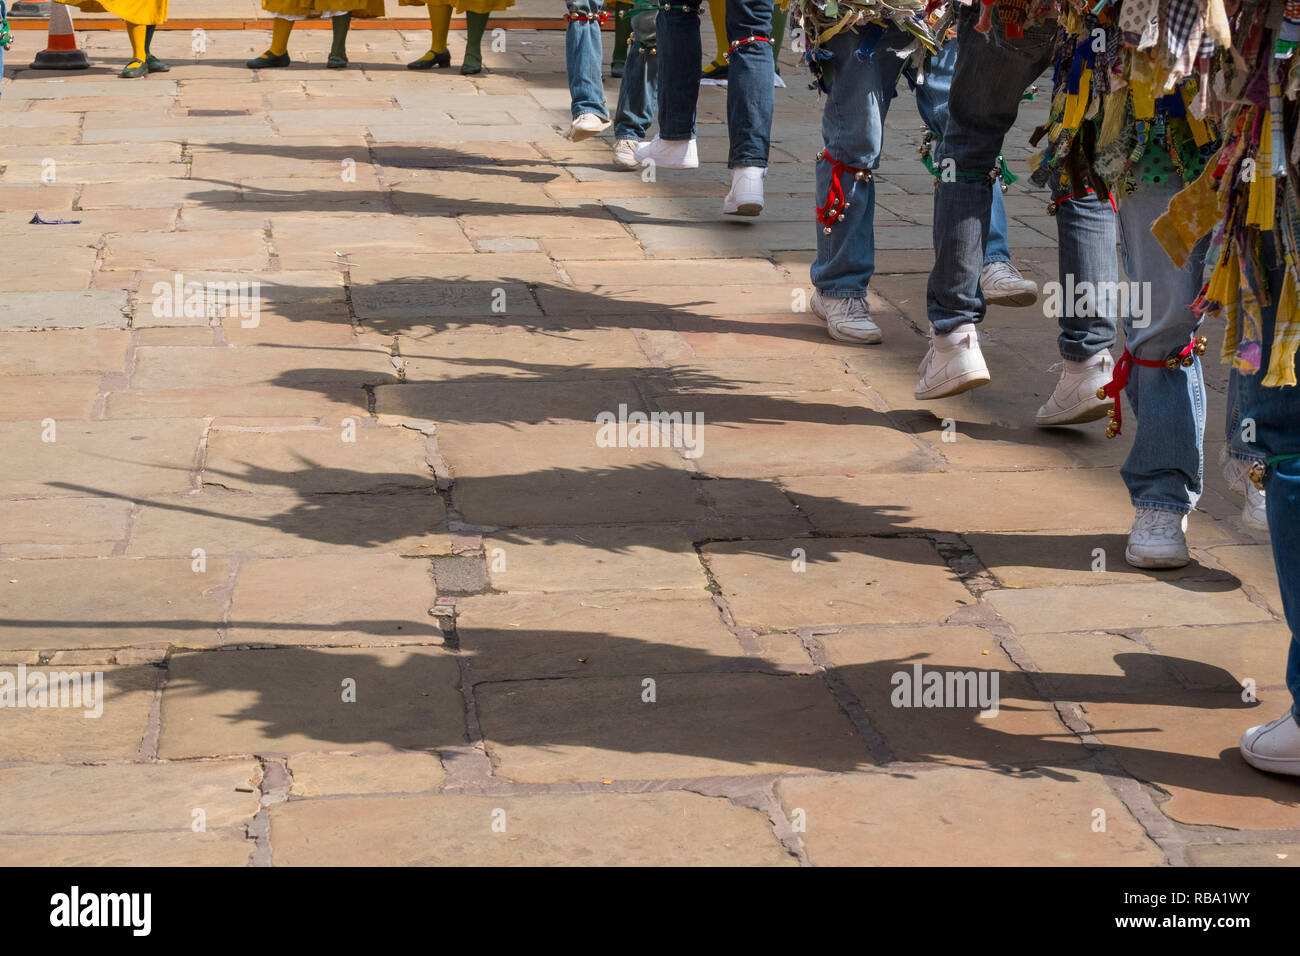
[
  {"xmin": 158, "ymin": 646, "xmax": 465, "ymax": 759},
  {"xmin": 269, "ymin": 791, "xmax": 796, "ymax": 866},
  {"xmin": 0, "ymin": 556, "xmax": 229, "ymax": 650},
  {"xmin": 0, "ymin": 760, "xmax": 262, "ymax": 834},
  {"xmin": 775, "ymin": 767, "xmax": 1166, "ymax": 865},
  {"xmin": 0, "ymin": 664, "xmax": 157, "ymax": 763},
  {"xmin": 476, "ymin": 672, "xmax": 873, "ymax": 782},
  {"xmin": 703, "ymin": 537, "xmax": 972, "ymax": 629}
]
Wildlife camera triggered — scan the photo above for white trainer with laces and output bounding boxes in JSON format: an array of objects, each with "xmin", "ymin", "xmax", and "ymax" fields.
[
  {"xmin": 612, "ymin": 138, "xmax": 639, "ymax": 170},
  {"xmin": 980, "ymin": 261, "xmax": 1039, "ymax": 307},
  {"xmin": 633, "ymin": 135, "xmax": 698, "ymax": 169},
  {"xmin": 569, "ymin": 112, "xmax": 611, "ymax": 142},
  {"xmin": 1241, "ymin": 713, "xmax": 1300, "ymax": 775},
  {"xmin": 1221, "ymin": 448, "xmax": 1269, "ymax": 533},
  {"xmin": 1125, "ymin": 508, "xmax": 1190, "ymax": 569},
  {"xmin": 810, "ymin": 290, "xmax": 882, "ymax": 344},
  {"xmin": 1035, "ymin": 351, "xmax": 1114, "ymax": 426},
  {"xmin": 723, "ymin": 166, "xmax": 766, "ymax": 217},
  {"xmin": 915, "ymin": 322, "xmax": 990, "ymax": 399}
]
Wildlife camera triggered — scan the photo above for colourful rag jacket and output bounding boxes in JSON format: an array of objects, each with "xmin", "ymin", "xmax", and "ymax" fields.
[
  {"xmin": 1028, "ymin": 1, "xmax": 1226, "ymax": 203},
  {"xmin": 1172, "ymin": 0, "xmax": 1300, "ymax": 386}
]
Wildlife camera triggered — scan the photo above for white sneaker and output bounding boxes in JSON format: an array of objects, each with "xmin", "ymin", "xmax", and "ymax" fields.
[
  {"xmin": 980, "ymin": 261, "xmax": 1039, "ymax": 307},
  {"xmin": 569, "ymin": 112, "xmax": 611, "ymax": 142},
  {"xmin": 1240, "ymin": 712, "xmax": 1300, "ymax": 776},
  {"xmin": 723, "ymin": 166, "xmax": 765, "ymax": 217},
  {"xmin": 1221, "ymin": 448, "xmax": 1269, "ymax": 534},
  {"xmin": 810, "ymin": 290, "xmax": 882, "ymax": 344},
  {"xmin": 1035, "ymin": 352, "xmax": 1114, "ymax": 426},
  {"xmin": 1125, "ymin": 508, "xmax": 1190, "ymax": 569},
  {"xmin": 633, "ymin": 135, "xmax": 698, "ymax": 169},
  {"xmin": 915, "ymin": 323, "xmax": 990, "ymax": 400},
  {"xmin": 612, "ymin": 138, "xmax": 640, "ymax": 169}
]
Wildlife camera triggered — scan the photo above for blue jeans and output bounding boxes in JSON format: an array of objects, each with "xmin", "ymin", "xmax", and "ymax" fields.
[
  {"xmin": 810, "ymin": 28, "xmax": 1012, "ymax": 297},
  {"xmin": 925, "ymin": 8, "xmax": 1118, "ymax": 361},
  {"xmin": 1115, "ymin": 186, "xmax": 1209, "ymax": 515},
  {"xmin": 657, "ymin": 0, "xmax": 773, "ymax": 167},
  {"xmin": 613, "ymin": 9, "xmax": 658, "ymax": 140},
  {"xmin": 1232, "ymin": 245, "xmax": 1300, "ymax": 724},
  {"xmin": 566, "ymin": 0, "xmax": 609, "ymax": 120}
]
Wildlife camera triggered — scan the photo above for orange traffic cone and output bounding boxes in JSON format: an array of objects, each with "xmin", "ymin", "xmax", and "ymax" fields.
[{"xmin": 31, "ymin": 3, "xmax": 91, "ymax": 69}]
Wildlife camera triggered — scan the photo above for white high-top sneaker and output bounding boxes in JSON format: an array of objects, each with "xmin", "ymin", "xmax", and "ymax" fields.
[
  {"xmin": 915, "ymin": 322, "xmax": 991, "ymax": 400},
  {"xmin": 979, "ymin": 260, "xmax": 1039, "ymax": 307},
  {"xmin": 633, "ymin": 135, "xmax": 699, "ymax": 169},
  {"xmin": 1125, "ymin": 508, "xmax": 1190, "ymax": 569},
  {"xmin": 612, "ymin": 138, "xmax": 639, "ymax": 170},
  {"xmin": 723, "ymin": 166, "xmax": 765, "ymax": 217},
  {"xmin": 1240, "ymin": 712, "xmax": 1300, "ymax": 775},
  {"xmin": 810, "ymin": 291, "xmax": 882, "ymax": 344},
  {"xmin": 1221, "ymin": 447, "xmax": 1269, "ymax": 533},
  {"xmin": 569, "ymin": 112, "xmax": 611, "ymax": 142},
  {"xmin": 1035, "ymin": 352, "xmax": 1114, "ymax": 426}
]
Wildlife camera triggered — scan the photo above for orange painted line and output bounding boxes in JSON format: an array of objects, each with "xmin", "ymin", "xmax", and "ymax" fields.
[{"xmin": 10, "ymin": 18, "xmax": 597, "ymax": 30}]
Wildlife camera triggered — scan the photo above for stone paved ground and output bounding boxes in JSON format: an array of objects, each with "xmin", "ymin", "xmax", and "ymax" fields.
[{"xmin": 1, "ymin": 19, "xmax": 1298, "ymax": 867}]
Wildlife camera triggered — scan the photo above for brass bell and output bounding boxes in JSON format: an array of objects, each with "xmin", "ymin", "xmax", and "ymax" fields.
[
  {"xmin": 1193, "ymin": 335, "xmax": 1208, "ymax": 355},
  {"xmin": 1249, "ymin": 460, "xmax": 1266, "ymax": 490},
  {"xmin": 1181, "ymin": 354, "xmax": 1194, "ymax": 367},
  {"xmin": 823, "ymin": 226, "xmax": 832, "ymax": 235},
  {"xmin": 1047, "ymin": 203, "xmax": 1059, "ymax": 216},
  {"xmin": 838, "ymin": 214, "xmax": 846, "ymax": 222},
  {"xmin": 816, "ymin": 151, "xmax": 824, "ymax": 161},
  {"xmin": 1095, "ymin": 386, "xmax": 1107, "ymax": 400},
  {"xmin": 1165, "ymin": 357, "xmax": 1180, "ymax": 370},
  {"xmin": 1105, "ymin": 423, "xmax": 1119, "ymax": 438},
  {"xmin": 842, "ymin": 202, "xmax": 851, "ymax": 210},
  {"xmin": 854, "ymin": 170, "xmax": 866, "ymax": 181},
  {"xmin": 1106, "ymin": 407, "xmax": 1117, "ymax": 419}
]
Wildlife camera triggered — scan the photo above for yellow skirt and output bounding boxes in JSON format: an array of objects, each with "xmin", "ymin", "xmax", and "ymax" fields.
[
  {"xmin": 59, "ymin": 0, "xmax": 168, "ymax": 24},
  {"xmin": 263, "ymin": 0, "xmax": 386, "ymax": 17},
  {"xmin": 398, "ymin": 0, "xmax": 515, "ymax": 14}
]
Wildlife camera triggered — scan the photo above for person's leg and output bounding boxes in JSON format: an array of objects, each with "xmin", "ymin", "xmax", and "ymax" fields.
[
  {"xmin": 613, "ymin": 9, "xmax": 658, "ymax": 144},
  {"xmin": 1112, "ymin": 185, "xmax": 1209, "ymax": 567},
  {"xmin": 1032, "ymin": 191, "xmax": 1120, "ymax": 426},
  {"xmin": 1235, "ymin": 250, "xmax": 1300, "ymax": 772},
  {"xmin": 703, "ymin": 0, "xmax": 728, "ymax": 77},
  {"xmin": 611, "ymin": 0, "xmax": 632, "ymax": 75},
  {"xmin": 656, "ymin": 0, "xmax": 703, "ymax": 142},
  {"xmin": 914, "ymin": 35, "xmax": 1034, "ymax": 304},
  {"xmin": 1222, "ymin": 366, "xmax": 1270, "ymax": 530},
  {"xmin": 724, "ymin": 0, "xmax": 773, "ymax": 169},
  {"xmin": 566, "ymin": 0, "xmax": 610, "ymax": 134},
  {"xmin": 121, "ymin": 20, "xmax": 148, "ymax": 76},
  {"xmin": 409, "ymin": 2, "xmax": 453, "ymax": 68},
  {"xmin": 328, "ymin": 11, "xmax": 351, "ymax": 68},
  {"xmin": 925, "ymin": 10, "xmax": 1056, "ymax": 335},
  {"xmin": 770, "ymin": 0, "xmax": 785, "ymax": 75},
  {"xmin": 462, "ymin": 10, "xmax": 490, "ymax": 74},
  {"xmin": 248, "ymin": 16, "xmax": 294, "ymax": 67},
  {"xmin": 808, "ymin": 27, "xmax": 909, "ymax": 343},
  {"xmin": 144, "ymin": 23, "xmax": 169, "ymax": 72},
  {"xmin": 809, "ymin": 27, "xmax": 907, "ymax": 300}
]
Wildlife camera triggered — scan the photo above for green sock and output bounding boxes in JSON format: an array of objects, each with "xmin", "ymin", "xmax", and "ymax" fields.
[
  {"xmin": 464, "ymin": 11, "xmax": 488, "ymax": 66},
  {"xmin": 330, "ymin": 12, "xmax": 351, "ymax": 59}
]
